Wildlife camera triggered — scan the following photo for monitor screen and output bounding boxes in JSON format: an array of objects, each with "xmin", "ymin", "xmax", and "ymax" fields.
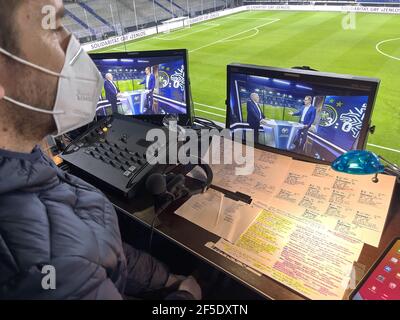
[
  {"xmin": 90, "ymin": 49, "xmax": 192, "ymax": 124},
  {"xmin": 227, "ymin": 64, "xmax": 380, "ymax": 163}
]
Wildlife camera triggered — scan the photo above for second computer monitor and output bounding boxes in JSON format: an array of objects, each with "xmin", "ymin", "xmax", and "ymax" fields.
[{"xmin": 227, "ymin": 64, "xmax": 380, "ymax": 163}]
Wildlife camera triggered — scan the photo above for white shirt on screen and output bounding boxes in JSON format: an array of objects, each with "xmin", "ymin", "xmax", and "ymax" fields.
[
  {"xmin": 301, "ymin": 105, "xmax": 311, "ymax": 123},
  {"xmin": 146, "ymin": 75, "xmax": 150, "ymax": 89},
  {"xmin": 253, "ymin": 101, "xmax": 262, "ymax": 119}
]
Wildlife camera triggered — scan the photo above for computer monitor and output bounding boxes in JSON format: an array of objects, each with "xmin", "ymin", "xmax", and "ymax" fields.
[
  {"xmin": 89, "ymin": 49, "xmax": 193, "ymax": 125},
  {"xmin": 227, "ymin": 64, "xmax": 380, "ymax": 163}
]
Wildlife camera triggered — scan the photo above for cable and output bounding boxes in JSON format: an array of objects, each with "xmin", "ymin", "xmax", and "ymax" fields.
[
  {"xmin": 147, "ymin": 192, "xmax": 175, "ymax": 253},
  {"xmin": 146, "ymin": 162, "xmax": 211, "ymax": 252},
  {"xmin": 148, "ymin": 212, "xmax": 160, "ymax": 253}
]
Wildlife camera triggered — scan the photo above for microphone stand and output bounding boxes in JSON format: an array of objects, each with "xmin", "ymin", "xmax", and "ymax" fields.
[{"xmin": 148, "ymin": 188, "xmax": 189, "ymax": 252}]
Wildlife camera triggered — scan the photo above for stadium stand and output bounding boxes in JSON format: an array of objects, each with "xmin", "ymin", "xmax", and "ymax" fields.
[
  {"xmin": 64, "ymin": 0, "xmax": 238, "ymax": 42},
  {"xmin": 64, "ymin": 0, "xmax": 399, "ymax": 44}
]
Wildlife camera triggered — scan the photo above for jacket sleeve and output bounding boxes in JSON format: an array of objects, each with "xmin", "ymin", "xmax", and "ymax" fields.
[
  {"xmin": 122, "ymin": 242, "xmax": 170, "ymax": 296},
  {"xmin": 165, "ymin": 291, "xmax": 195, "ymax": 300},
  {"xmin": 104, "ymin": 82, "xmax": 111, "ymax": 98},
  {"xmin": 292, "ymin": 108, "xmax": 302, "ymax": 117},
  {"xmin": 305, "ymin": 108, "xmax": 317, "ymax": 127},
  {"xmin": 150, "ymin": 75, "xmax": 156, "ymax": 91},
  {"xmin": 0, "ymin": 257, "xmax": 125, "ymax": 300}
]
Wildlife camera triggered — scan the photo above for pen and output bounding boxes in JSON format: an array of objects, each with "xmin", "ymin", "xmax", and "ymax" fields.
[{"xmin": 215, "ymin": 193, "xmax": 224, "ymax": 227}]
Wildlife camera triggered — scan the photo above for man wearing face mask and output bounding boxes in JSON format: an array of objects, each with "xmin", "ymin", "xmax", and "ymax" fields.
[{"xmin": 0, "ymin": 0, "xmax": 201, "ymax": 300}]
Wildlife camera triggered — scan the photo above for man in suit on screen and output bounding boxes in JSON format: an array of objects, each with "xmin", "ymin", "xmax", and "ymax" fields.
[
  {"xmin": 104, "ymin": 73, "xmax": 121, "ymax": 114},
  {"xmin": 140, "ymin": 67, "xmax": 156, "ymax": 114},
  {"xmin": 246, "ymin": 92, "xmax": 265, "ymax": 142},
  {"xmin": 290, "ymin": 95, "xmax": 317, "ymax": 152}
]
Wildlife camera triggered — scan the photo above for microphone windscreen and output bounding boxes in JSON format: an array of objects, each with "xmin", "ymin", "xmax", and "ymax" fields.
[
  {"xmin": 145, "ymin": 173, "xmax": 167, "ymax": 196},
  {"xmin": 166, "ymin": 174, "xmax": 185, "ymax": 193},
  {"xmin": 166, "ymin": 173, "xmax": 176, "ymax": 183}
]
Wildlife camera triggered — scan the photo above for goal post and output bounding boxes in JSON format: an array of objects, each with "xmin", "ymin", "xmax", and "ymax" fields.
[{"xmin": 161, "ymin": 16, "xmax": 190, "ymax": 34}]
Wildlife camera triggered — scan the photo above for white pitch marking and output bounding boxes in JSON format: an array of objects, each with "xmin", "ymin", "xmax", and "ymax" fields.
[
  {"xmin": 376, "ymin": 38, "xmax": 400, "ymax": 61},
  {"xmin": 189, "ymin": 19, "xmax": 280, "ymax": 53},
  {"xmin": 222, "ymin": 28, "xmax": 260, "ymax": 43},
  {"xmin": 194, "ymin": 108, "xmax": 226, "ymax": 118},
  {"xmin": 155, "ymin": 23, "xmax": 220, "ymax": 41},
  {"xmin": 194, "ymin": 102, "xmax": 225, "ymax": 111},
  {"xmin": 367, "ymin": 143, "xmax": 400, "ymax": 154},
  {"xmin": 224, "ymin": 17, "xmax": 281, "ymax": 20}
]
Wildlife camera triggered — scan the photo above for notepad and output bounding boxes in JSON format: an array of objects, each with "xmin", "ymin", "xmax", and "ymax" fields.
[{"xmin": 175, "ymin": 189, "xmax": 261, "ymax": 243}]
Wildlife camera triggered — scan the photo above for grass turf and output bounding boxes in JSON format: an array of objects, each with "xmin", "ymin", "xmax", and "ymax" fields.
[{"xmin": 96, "ymin": 10, "xmax": 400, "ymax": 164}]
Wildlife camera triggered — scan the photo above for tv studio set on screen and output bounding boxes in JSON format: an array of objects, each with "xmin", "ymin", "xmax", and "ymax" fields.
[
  {"xmin": 91, "ymin": 51, "xmax": 189, "ymax": 117},
  {"xmin": 0, "ymin": 0, "xmax": 399, "ymax": 308}
]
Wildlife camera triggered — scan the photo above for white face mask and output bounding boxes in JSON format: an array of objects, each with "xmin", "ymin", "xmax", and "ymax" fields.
[{"xmin": 0, "ymin": 35, "xmax": 103, "ymax": 137}]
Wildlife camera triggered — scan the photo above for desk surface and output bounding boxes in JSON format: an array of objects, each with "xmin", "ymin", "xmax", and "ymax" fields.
[{"xmin": 107, "ymin": 182, "xmax": 400, "ymax": 300}]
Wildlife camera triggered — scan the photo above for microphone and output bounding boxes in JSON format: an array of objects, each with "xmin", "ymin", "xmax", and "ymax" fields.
[
  {"xmin": 146, "ymin": 173, "xmax": 187, "ymax": 215},
  {"xmin": 166, "ymin": 174, "xmax": 185, "ymax": 194},
  {"xmin": 146, "ymin": 173, "xmax": 174, "ymax": 214},
  {"xmin": 145, "ymin": 166, "xmax": 212, "ymax": 215},
  {"xmin": 145, "ymin": 173, "xmax": 167, "ymax": 196}
]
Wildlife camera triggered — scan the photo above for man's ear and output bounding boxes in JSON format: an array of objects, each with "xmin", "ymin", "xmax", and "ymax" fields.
[{"xmin": 0, "ymin": 85, "xmax": 4, "ymax": 100}]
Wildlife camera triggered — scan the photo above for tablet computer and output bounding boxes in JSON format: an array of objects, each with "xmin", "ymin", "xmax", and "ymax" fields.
[{"xmin": 350, "ymin": 237, "xmax": 400, "ymax": 300}]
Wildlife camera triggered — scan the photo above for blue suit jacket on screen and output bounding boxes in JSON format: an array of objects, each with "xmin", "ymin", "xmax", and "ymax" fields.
[
  {"xmin": 293, "ymin": 105, "xmax": 316, "ymax": 128},
  {"xmin": 104, "ymin": 80, "xmax": 119, "ymax": 104},
  {"xmin": 246, "ymin": 100, "xmax": 265, "ymax": 131},
  {"xmin": 141, "ymin": 74, "xmax": 156, "ymax": 92}
]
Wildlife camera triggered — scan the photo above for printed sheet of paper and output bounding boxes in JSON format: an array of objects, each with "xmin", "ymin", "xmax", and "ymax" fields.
[
  {"xmin": 213, "ymin": 208, "xmax": 364, "ymax": 300},
  {"xmin": 270, "ymin": 160, "xmax": 396, "ymax": 247},
  {"xmin": 175, "ymin": 188, "xmax": 261, "ymax": 243}
]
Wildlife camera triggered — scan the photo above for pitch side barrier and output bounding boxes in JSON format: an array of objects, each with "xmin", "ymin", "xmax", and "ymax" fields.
[{"xmin": 82, "ymin": 4, "xmax": 400, "ymax": 52}]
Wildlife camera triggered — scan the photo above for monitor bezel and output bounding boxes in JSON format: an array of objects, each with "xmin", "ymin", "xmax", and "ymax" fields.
[
  {"xmin": 89, "ymin": 49, "xmax": 194, "ymax": 126},
  {"xmin": 226, "ymin": 63, "xmax": 380, "ymax": 164}
]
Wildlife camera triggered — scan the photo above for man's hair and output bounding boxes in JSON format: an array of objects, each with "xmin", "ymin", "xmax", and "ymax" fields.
[
  {"xmin": 250, "ymin": 92, "xmax": 259, "ymax": 99},
  {"xmin": 305, "ymin": 96, "xmax": 313, "ymax": 101},
  {"xmin": 0, "ymin": 0, "xmax": 23, "ymax": 53}
]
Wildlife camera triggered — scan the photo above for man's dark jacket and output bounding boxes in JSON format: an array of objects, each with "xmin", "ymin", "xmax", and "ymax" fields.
[
  {"xmin": 104, "ymin": 80, "xmax": 120, "ymax": 114},
  {"xmin": 0, "ymin": 146, "xmax": 185, "ymax": 299}
]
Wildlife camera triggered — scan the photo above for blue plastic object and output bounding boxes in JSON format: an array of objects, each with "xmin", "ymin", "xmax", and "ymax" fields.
[{"xmin": 331, "ymin": 150, "xmax": 385, "ymax": 175}]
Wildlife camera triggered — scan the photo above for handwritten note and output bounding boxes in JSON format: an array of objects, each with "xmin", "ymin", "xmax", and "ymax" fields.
[
  {"xmin": 213, "ymin": 208, "xmax": 364, "ymax": 300},
  {"xmin": 208, "ymin": 138, "xmax": 293, "ymax": 202},
  {"xmin": 184, "ymin": 139, "xmax": 397, "ymax": 299},
  {"xmin": 270, "ymin": 160, "xmax": 396, "ymax": 247}
]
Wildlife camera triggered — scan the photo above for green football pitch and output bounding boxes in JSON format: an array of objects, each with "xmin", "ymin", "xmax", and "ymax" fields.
[{"xmin": 96, "ymin": 10, "xmax": 400, "ymax": 164}]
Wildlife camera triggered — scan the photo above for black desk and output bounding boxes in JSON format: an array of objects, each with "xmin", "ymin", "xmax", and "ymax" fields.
[{"xmin": 105, "ymin": 180, "xmax": 400, "ymax": 300}]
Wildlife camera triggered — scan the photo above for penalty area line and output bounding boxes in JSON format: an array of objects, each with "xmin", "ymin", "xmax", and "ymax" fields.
[
  {"xmin": 189, "ymin": 19, "xmax": 280, "ymax": 53},
  {"xmin": 367, "ymin": 143, "xmax": 400, "ymax": 154}
]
